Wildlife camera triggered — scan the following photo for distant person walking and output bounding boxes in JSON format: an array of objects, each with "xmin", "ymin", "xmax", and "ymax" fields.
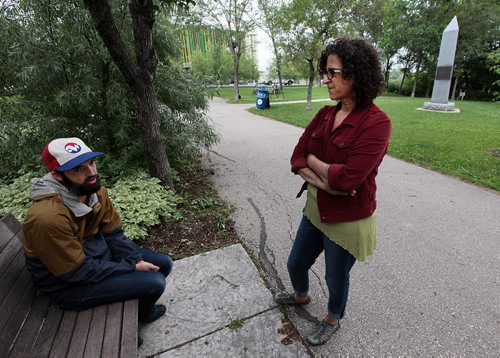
[
  {"xmin": 274, "ymin": 38, "xmax": 392, "ymax": 345},
  {"xmin": 459, "ymin": 88, "xmax": 466, "ymax": 100}
]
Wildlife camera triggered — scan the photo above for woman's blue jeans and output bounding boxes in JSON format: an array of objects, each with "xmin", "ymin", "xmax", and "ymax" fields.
[
  {"xmin": 287, "ymin": 216, "xmax": 356, "ymax": 320},
  {"xmin": 57, "ymin": 247, "xmax": 173, "ymax": 321}
]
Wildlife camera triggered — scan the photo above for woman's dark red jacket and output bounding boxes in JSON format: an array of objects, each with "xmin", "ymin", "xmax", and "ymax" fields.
[{"xmin": 291, "ymin": 102, "xmax": 391, "ymax": 223}]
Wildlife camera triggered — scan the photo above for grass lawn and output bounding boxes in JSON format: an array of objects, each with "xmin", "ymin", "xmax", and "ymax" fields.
[
  {"xmin": 248, "ymin": 96, "xmax": 500, "ymax": 191},
  {"xmin": 216, "ymin": 85, "xmax": 331, "ymax": 103}
]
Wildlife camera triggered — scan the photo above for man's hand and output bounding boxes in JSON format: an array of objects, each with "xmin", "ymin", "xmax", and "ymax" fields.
[{"xmin": 135, "ymin": 260, "xmax": 159, "ymax": 271}]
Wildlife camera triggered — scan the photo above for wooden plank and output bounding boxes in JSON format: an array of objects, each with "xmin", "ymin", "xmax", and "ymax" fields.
[
  {"xmin": 48, "ymin": 309, "xmax": 77, "ymax": 357},
  {"xmin": 32, "ymin": 302, "xmax": 64, "ymax": 357},
  {"xmin": 0, "ymin": 221, "xmax": 15, "ymax": 253},
  {"xmin": 101, "ymin": 302, "xmax": 123, "ymax": 358},
  {"xmin": 0, "ymin": 283, "xmax": 37, "ymax": 357},
  {"xmin": 0, "ymin": 250, "xmax": 26, "ymax": 304},
  {"xmin": 0, "ymin": 268, "xmax": 31, "ymax": 333},
  {"xmin": 83, "ymin": 305, "xmax": 107, "ymax": 358},
  {"xmin": 0, "ymin": 214, "xmax": 20, "ymax": 254},
  {"xmin": 120, "ymin": 299, "xmax": 138, "ymax": 358},
  {"xmin": 0, "ymin": 334, "xmax": 14, "ymax": 358},
  {"xmin": 1, "ymin": 214, "xmax": 22, "ymax": 235},
  {"xmin": 8, "ymin": 291, "xmax": 52, "ymax": 356},
  {"xmin": 0, "ymin": 231, "xmax": 21, "ymax": 279},
  {"xmin": 0, "ymin": 214, "xmax": 139, "ymax": 358},
  {"xmin": 66, "ymin": 308, "xmax": 93, "ymax": 358}
]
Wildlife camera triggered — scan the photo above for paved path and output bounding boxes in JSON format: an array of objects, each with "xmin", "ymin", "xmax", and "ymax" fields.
[
  {"xmin": 138, "ymin": 244, "xmax": 309, "ymax": 357},
  {"xmin": 202, "ymin": 97, "xmax": 500, "ymax": 356}
]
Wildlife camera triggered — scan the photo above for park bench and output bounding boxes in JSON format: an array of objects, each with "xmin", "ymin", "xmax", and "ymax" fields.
[{"xmin": 0, "ymin": 214, "xmax": 138, "ymax": 357}]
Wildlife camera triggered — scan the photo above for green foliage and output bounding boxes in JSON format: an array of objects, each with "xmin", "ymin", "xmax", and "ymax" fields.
[
  {"xmin": 0, "ymin": 172, "xmax": 33, "ymax": 221},
  {"xmin": 190, "ymin": 191, "xmax": 235, "ymax": 237},
  {"xmin": 192, "ymin": 195, "xmax": 218, "ymax": 210},
  {"xmin": 107, "ymin": 172, "xmax": 183, "ymax": 240},
  {"xmin": 158, "ymin": 105, "xmax": 220, "ymax": 167},
  {"xmin": 0, "ymin": 1, "xmax": 218, "ymax": 184},
  {"xmin": 189, "ymin": 44, "xmax": 258, "ymax": 84},
  {"xmin": 190, "ymin": 46, "xmax": 232, "ymax": 83},
  {"xmin": 373, "ymin": 0, "xmax": 500, "ymax": 101},
  {"xmin": 239, "ymin": 54, "xmax": 259, "ymax": 82},
  {"xmin": 487, "ymin": 49, "xmax": 500, "ymax": 101},
  {"xmin": 228, "ymin": 318, "xmax": 244, "ymax": 331},
  {"xmin": 213, "ymin": 203, "xmax": 235, "ymax": 236},
  {"xmin": 269, "ymin": 58, "xmax": 309, "ymax": 83}
]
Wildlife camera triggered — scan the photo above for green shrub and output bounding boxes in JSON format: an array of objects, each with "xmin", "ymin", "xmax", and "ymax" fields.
[
  {"xmin": 0, "ymin": 3, "xmax": 219, "ymax": 184},
  {"xmin": 0, "ymin": 172, "xmax": 33, "ymax": 221},
  {"xmin": 108, "ymin": 172, "xmax": 183, "ymax": 240}
]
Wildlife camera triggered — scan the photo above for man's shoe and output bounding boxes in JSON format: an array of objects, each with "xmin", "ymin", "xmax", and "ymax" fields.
[
  {"xmin": 139, "ymin": 304, "xmax": 166, "ymax": 324},
  {"xmin": 306, "ymin": 319, "xmax": 340, "ymax": 345}
]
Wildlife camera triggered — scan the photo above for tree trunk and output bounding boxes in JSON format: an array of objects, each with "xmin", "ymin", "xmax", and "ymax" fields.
[
  {"xmin": 135, "ymin": 81, "xmax": 173, "ymax": 187},
  {"xmin": 306, "ymin": 58, "xmax": 314, "ymax": 111},
  {"xmin": 399, "ymin": 69, "xmax": 406, "ymax": 93},
  {"xmin": 271, "ymin": 38, "xmax": 283, "ymax": 92},
  {"xmin": 233, "ymin": 52, "xmax": 240, "ymax": 101},
  {"xmin": 99, "ymin": 60, "xmax": 117, "ymax": 152},
  {"xmin": 451, "ymin": 76, "xmax": 459, "ymax": 101},
  {"xmin": 400, "ymin": 54, "xmax": 413, "ymax": 94},
  {"xmin": 411, "ymin": 61, "xmax": 420, "ymax": 98},
  {"xmin": 83, "ymin": 0, "xmax": 173, "ymax": 189},
  {"xmin": 384, "ymin": 58, "xmax": 391, "ymax": 89},
  {"xmin": 425, "ymin": 77, "xmax": 432, "ymax": 98}
]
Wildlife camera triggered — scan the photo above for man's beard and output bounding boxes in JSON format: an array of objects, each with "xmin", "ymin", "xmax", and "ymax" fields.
[{"xmin": 60, "ymin": 173, "xmax": 101, "ymax": 196}]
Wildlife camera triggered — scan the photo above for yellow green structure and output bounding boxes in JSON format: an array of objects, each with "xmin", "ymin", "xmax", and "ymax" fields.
[{"xmin": 178, "ymin": 26, "xmax": 255, "ymax": 65}]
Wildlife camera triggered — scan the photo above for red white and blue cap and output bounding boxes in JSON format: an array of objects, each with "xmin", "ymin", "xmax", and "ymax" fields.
[{"xmin": 41, "ymin": 137, "xmax": 104, "ymax": 172}]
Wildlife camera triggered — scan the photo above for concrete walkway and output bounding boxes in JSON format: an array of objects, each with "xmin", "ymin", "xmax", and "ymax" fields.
[
  {"xmin": 138, "ymin": 244, "xmax": 309, "ymax": 357},
  {"xmin": 199, "ymin": 97, "xmax": 500, "ymax": 356}
]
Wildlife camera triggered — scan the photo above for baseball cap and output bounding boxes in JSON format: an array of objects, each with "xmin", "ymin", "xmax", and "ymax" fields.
[{"xmin": 42, "ymin": 137, "xmax": 104, "ymax": 172}]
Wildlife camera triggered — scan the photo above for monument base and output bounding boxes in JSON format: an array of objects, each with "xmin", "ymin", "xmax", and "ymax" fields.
[{"xmin": 421, "ymin": 101, "xmax": 458, "ymax": 112}]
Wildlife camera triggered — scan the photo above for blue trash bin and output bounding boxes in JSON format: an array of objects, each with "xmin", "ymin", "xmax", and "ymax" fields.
[{"xmin": 256, "ymin": 87, "xmax": 270, "ymax": 109}]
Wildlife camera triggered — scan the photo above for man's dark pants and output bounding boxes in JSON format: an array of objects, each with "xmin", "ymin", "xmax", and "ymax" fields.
[{"xmin": 57, "ymin": 248, "xmax": 173, "ymax": 321}]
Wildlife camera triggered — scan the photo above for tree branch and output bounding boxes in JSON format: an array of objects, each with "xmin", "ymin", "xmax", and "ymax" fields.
[
  {"xmin": 129, "ymin": 0, "xmax": 157, "ymax": 80},
  {"xmin": 83, "ymin": 0, "xmax": 140, "ymax": 89}
]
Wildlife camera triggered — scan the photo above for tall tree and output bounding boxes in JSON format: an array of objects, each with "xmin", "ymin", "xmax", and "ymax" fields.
[
  {"xmin": 279, "ymin": 0, "xmax": 348, "ymax": 110},
  {"xmin": 0, "ymin": 1, "xmax": 217, "ymax": 181},
  {"xmin": 406, "ymin": 1, "xmax": 453, "ymax": 98},
  {"xmin": 452, "ymin": 0, "xmax": 500, "ymax": 100},
  {"xmin": 189, "ymin": 43, "xmax": 258, "ymax": 84},
  {"xmin": 348, "ymin": 0, "xmax": 399, "ymax": 89},
  {"xmin": 257, "ymin": 0, "xmax": 285, "ymax": 91},
  {"xmin": 82, "ymin": 0, "xmax": 194, "ymax": 189},
  {"xmin": 196, "ymin": 0, "xmax": 256, "ymax": 101}
]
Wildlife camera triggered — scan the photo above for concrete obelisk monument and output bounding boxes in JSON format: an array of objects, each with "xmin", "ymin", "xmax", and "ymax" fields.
[{"xmin": 423, "ymin": 16, "xmax": 459, "ymax": 112}]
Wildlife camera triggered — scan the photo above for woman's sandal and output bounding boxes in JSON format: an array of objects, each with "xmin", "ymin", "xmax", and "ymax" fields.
[
  {"xmin": 306, "ymin": 319, "xmax": 340, "ymax": 345},
  {"xmin": 274, "ymin": 292, "xmax": 311, "ymax": 306}
]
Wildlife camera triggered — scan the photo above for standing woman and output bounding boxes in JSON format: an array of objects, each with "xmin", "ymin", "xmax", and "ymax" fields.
[{"xmin": 275, "ymin": 38, "xmax": 392, "ymax": 345}]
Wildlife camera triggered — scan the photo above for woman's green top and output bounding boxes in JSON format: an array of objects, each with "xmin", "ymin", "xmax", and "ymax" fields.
[{"xmin": 303, "ymin": 184, "xmax": 376, "ymax": 262}]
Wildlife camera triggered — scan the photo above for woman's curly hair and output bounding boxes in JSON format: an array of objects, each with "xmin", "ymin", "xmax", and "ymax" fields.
[{"xmin": 318, "ymin": 37, "xmax": 384, "ymax": 107}]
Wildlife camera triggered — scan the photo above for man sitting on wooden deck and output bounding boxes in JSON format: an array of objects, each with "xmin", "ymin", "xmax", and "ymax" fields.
[{"xmin": 21, "ymin": 137, "xmax": 172, "ymax": 330}]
